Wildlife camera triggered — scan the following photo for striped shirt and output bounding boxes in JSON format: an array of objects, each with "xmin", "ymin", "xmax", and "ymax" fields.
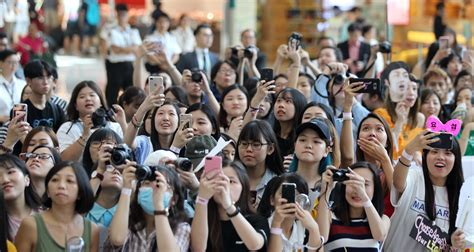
[
  {"xmin": 325, "ymin": 217, "xmax": 381, "ymax": 251},
  {"xmin": 50, "ymin": 95, "xmax": 68, "ymax": 113}
]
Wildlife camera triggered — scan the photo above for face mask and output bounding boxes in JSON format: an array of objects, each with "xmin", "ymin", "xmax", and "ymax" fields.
[{"xmin": 137, "ymin": 187, "xmax": 172, "ymax": 215}]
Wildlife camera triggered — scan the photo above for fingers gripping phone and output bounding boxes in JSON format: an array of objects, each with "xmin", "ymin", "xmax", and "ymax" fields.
[
  {"xmin": 204, "ymin": 156, "xmax": 222, "ymax": 177},
  {"xmin": 349, "ymin": 78, "xmax": 381, "ymax": 94},
  {"xmin": 428, "ymin": 132, "xmax": 453, "ymax": 149},
  {"xmin": 12, "ymin": 103, "xmax": 28, "ymax": 122},
  {"xmin": 281, "ymin": 183, "xmax": 296, "ymax": 203},
  {"xmin": 149, "ymin": 76, "xmax": 164, "ymax": 95},
  {"xmin": 261, "ymin": 68, "xmax": 274, "ymax": 83},
  {"xmin": 180, "ymin": 114, "xmax": 193, "ymax": 130},
  {"xmin": 439, "ymin": 36, "xmax": 449, "ymax": 50}
]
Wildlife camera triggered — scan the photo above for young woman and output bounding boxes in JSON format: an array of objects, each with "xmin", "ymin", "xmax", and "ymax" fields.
[
  {"xmin": 258, "ymin": 173, "xmax": 323, "ymax": 251},
  {"xmin": 218, "ymin": 84, "xmax": 249, "ymax": 140},
  {"xmin": 57, "ymin": 81, "xmax": 124, "ymax": 161},
  {"xmin": 453, "ymin": 86, "xmax": 473, "ymax": 122},
  {"xmin": 318, "ymin": 162, "xmax": 390, "ymax": 251},
  {"xmin": 236, "ymin": 120, "xmax": 284, "ymax": 210},
  {"xmin": 186, "ymin": 103, "xmax": 220, "ymax": 140},
  {"xmin": 453, "ymin": 69, "xmax": 473, "ymax": 92},
  {"xmin": 439, "ymin": 53, "xmax": 463, "ymax": 82},
  {"xmin": 165, "ymin": 86, "xmax": 188, "ymax": 106},
  {"xmin": 210, "ymin": 61, "xmax": 238, "ymax": 101},
  {"xmin": 24, "ymin": 145, "xmax": 61, "ymax": 197},
  {"xmin": 420, "ymin": 89, "xmax": 444, "ymax": 124},
  {"xmin": 107, "ymin": 163, "xmax": 190, "ymax": 251},
  {"xmin": 21, "ymin": 126, "xmax": 59, "ymax": 154},
  {"xmin": 273, "ymin": 88, "xmax": 307, "ymax": 156},
  {"xmin": 296, "ymin": 73, "xmax": 315, "ymax": 102},
  {"xmin": 0, "ymin": 154, "xmax": 41, "ymax": 242},
  {"xmin": 383, "ymin": 131, "xmax": 465, "ymax": 250},
  {"xmin": 375, "ymin": 65, "xmax": 423, "ymax": 158},
  {"xmin": 191, "ymin": 159, "xmax": 270, "ymax": 252},
  {"xmin": 82, "ymin": 128, "xmax": 124, "ymax": 176},
  {"xmin": 15, "ymin": 161, "xmax": 100, "ymax": 251}
]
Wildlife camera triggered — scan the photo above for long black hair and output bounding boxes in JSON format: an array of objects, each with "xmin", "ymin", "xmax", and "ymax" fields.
[
  {"xmin": 207, "ymin": 160, "xmax": 251, "ymax": 252},
  {"xmin": 257, "ymin": 173, "xmax": 309, "ymax": 218},
  {"xmin": 332, "ymin": 162, "xmax": 385, "ymax": 225},
  {"xmin": 82, "ymin": 128, "xmax": 123, "ymax": 177},
  {"xmin": 274, "ymin": 88, "xmax": 307, "ymax": 147},
  {"xmin": 236, "ymin": 120, "xmax": 284, "ymax": 175},
  {"xmin": 66, "ymin": 81, "xmax": 109, "ymax": 121},
  {"xmin": 185, "ymin": 103, "xmax": 220, "ymax": 140},
  {"xmin": 218, "ymin": 84, "xmax": 249, "ymax": 130},
  {"xmin": 150, "ymin": 101, "xmax": 181, "ymax": 151},
  {"xmin": 421, "ymin": 138, "xmax": 463, "ymax": 236}
]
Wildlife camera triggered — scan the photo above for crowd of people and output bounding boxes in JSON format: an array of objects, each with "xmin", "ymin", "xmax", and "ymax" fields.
[{"xmin": 0, "ymin": 1, "xmax": 473, "ymax": 252}]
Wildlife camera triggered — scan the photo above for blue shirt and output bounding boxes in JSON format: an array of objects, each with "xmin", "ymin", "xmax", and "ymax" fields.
[{"xmin": 86, "ymin": 203, "xmax": 117, "ymax": 228}]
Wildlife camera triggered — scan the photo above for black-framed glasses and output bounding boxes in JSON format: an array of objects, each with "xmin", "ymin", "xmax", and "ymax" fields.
[
  {"xmin": 21, "ymin": 153, "xmax": 53, "ymax": 160},
  {"xmin": 90, "ymin": 140, "xmax": 116, "ymax": 148},
  {"xmin": 238, "ymin": 141, "xmax": 268, "ymax": 150}
]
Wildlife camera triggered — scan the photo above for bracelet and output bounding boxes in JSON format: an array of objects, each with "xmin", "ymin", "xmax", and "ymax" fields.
[
  {"xmin": 305, "ymin": 236, "xmax": 325, "ymax": 251},
  {"xmin": 0, "ymin": 144, "xmax": 13, "ymax": 153},
  {"xmin": 121, "ymin": 188, "xmax": 132, "ymax": 196},
  {"xmin": 196, "ymin": 196, "xmax": 209, "ymax": 205},
  {"xmin": 169, "ymin": 146, "xmax": 181, "ymax": 155},
  {"xmin": 401, "ymin": 150, "xmax": 413, "ymax": 161},
  {"xmin": 362, "ymin": 200, "xmax": 373, "ymax": 208},
  {"xmin": 398, "ymin": 158, "xmax": 410, "ymax": 167},
  {"xmin": 342, "ymin": 112, "xmax": 353, "ymax": 121},
  {"xmin": 270, "ymin": 228, "xmax": 282, "ymax": 235},
  {"xmin": 77, "ymin": 136, "xmax": 86, "ymax": 147}
]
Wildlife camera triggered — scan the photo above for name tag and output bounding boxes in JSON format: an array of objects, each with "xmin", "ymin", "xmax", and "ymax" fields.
[{"xmin": 409, "ymin": 214, "xmax": 450, "ymax": 251}]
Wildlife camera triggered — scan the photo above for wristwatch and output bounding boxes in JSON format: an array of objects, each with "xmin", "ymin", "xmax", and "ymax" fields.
[
  {"xmin": 154, "ymin": 208, "xmax": 169, "ymax": 216},
  {"xmin": 91, "ymin": 170, "xmax": 104, "ymax": 181}
]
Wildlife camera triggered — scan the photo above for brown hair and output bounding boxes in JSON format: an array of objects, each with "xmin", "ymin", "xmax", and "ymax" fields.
[
  {"xmin": 423, "ymin": 67, "xmax": 449, "ymax": 85},
  {"xmin": 21, "ymin": 126, "xmax": 59, "ymax": 153}
]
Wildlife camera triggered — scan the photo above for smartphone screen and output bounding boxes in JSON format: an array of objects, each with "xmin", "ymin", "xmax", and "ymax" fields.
[
  {"xmin": 180, "ymin": 114, "xmax": 193, "ymax": 130},
  {"xmin": 204, "ymin": 156, "xmax": 222, "ymax": 177},
  {"xmin": 148, "ymin": 76, "xmax": 164, "ymax": 95},
  {"xmin": 428, "ymin": 133, "xmax": 453, "ymax": 149},
  {"xmin": 12, "ymin": 103, "xmax": 27, "ymax": 122},
  {"xmin": 349, "ymin": 78, "xmax": 381, "ymax": 94},
  {"xmin": 281, "ymin": 183, "xmax": 296, "ymax": 203},
  {"xmin": 439, "ymin": 36, "xmax": 449, "ymax": 50},
  {"xmin": 261, "ymin": 68, "xmax": 274, "ymax": 83}
]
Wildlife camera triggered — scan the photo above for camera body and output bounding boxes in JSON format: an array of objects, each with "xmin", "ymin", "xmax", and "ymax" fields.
[
  {"xmin": 135, "ymin": 165, "xmax": 157, "ymax": 181},
  {"xmin": 110, "ymin": 144, "xmax": 133, "ymax": 166},
  {"xmin": 289, "ymin": 32, "xmax": 303, "ymax": 49},
  {"xmin": 191, "ymin": 69, "xmax": 203, "ymax": 83},
  {"xmin": 92, "ymin": 108, "xmax": 115, "ymax": 128},
  {"xmin": 332, "ymin": 169, "xmax": 350, "ymax": 182},
  {"xmin": 331, "ymin": 73, "xmax": 348, "ymax": 85},
  {"xmin": 244, "ymin": 46, "xmax": 255, "ymax": 59},
  {"xmin": 378, "ymin": 41, "xmax": 391, "ymax": 54},
  {"xmin": 175, "ymin": 157, "xmax": 192, "ymax": 172}
]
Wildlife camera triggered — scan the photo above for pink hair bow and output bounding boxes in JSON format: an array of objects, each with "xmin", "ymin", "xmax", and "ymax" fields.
[{"xmin": 425, "ymin": 116, "xmax": 462, "ymax": 136}]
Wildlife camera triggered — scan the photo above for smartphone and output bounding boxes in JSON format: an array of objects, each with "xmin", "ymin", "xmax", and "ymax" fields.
[
  {"xmin": 288, "ymin": 32, "xmax": 302, "ymax": 50},
  {"xmin": 12, "ymin": 103, "xmax": 27, "ymax": 122},
  {"xmin": 204, "ymin": 156, "xmax": 222, "ymax": 177},
  {"xmin": 439, "ymin": 36, "xmax": 449, "ymax": 50},
  {"xmin": 428, "ymin": 132, "xmax": 453, "ymax": 149},
  {"xmin": 281, "ymin": 183, "xmax": 296, "ymax": 204},
  {"xmin": 261, "ymin": 68, "xmax": 274, "ymax": 83},
  {"xmin": 180, "ymin": 114, "xmax": 193, "ymax": 130},
  {"xmin": 349, "ymin": 78, "xmax": 381, "ymax": 94},
  {"xmin": 148, "ymin": 76, "xmax": 164, "ymax": 95}
]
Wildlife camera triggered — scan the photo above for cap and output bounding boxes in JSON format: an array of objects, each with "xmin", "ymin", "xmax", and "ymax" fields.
[
  {"xmin": 184, "ymin": 135, "xmax": 217, "ymax": 168},
  {"xmin": 144, "ymin": 150, "xmax": 177, "ymax": 167},
  {"xmin": 296, "ymin": 118, "xmax": 331, "ymax": 141}
]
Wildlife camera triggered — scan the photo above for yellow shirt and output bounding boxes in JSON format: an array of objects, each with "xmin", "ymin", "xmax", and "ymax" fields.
[
  {"xmin": 374, "ymin": 108, "xmax": 423, "ymax": 159},
  {"xmin": 7, "ymin": 240, "xmax": 17, "ymax": 252}
]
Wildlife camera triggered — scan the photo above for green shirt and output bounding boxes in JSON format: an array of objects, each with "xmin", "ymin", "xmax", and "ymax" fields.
[{"xmin": 462, "ymin": 130, "xmax": 474, "ymax": 156}]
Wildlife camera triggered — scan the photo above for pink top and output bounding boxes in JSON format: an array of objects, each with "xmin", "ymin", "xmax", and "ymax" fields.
[{"xmin": 8, "ymin": 209, "xmax": 38, "ymax": 242}]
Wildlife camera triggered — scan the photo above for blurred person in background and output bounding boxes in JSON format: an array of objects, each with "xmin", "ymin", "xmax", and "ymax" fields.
[{"xmin": 172, "ymin": 14, "xmax": 195, "ymax": 54}]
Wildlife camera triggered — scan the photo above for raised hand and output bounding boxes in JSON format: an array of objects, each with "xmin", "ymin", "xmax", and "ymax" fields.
[{"xmin": 405, "ymin": 130, "xmax": 440, "ymax": 155}]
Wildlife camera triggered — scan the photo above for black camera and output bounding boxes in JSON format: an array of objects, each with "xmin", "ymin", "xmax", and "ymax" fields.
[
  {"xmin": 244, "ymin": 46, "xmax": 255, "ymax": 59},
  {"xmin": 135, "ymin": 165, "xmax": 157, "ymax": 181},
  {"xmin": 191, "ymin": 69, "xmax": 203, "ymax": 83},
  {"xmin": 289, "ymin": 32, "xmax": 303, "ymax": 49},
  {"xmin": 175, "ymin": 157, "xmax": 192, "ymax": 172},
  {"xmin": 331, "ymin": 73, "xmax": 348, "ymax": 85},
  {"xmin": 231, "ymin": 47, "xmax": 239, "ymax": 57},
  {"xmin": 332, "ymin": 168, "xmax": 350, "ymax": 182},
  {"xmin": 378, "ymin": 41, "xmax": 391, "ymax": 54},
  {"xmin": 110, "ymin": 144, "xmax": 133, "ymax": 166},
  {"xmin": 91, "ymin": 107, "xmax": 115, "ymax": 128}
]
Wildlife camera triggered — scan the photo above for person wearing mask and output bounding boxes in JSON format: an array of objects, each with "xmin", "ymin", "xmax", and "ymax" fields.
[
  {"xmin": 240, "ymin": 29, "xmax": 266, "ymax": 71},
  {"xmin": 171, "ymin": 14, "xmax": 196, "ymax": 54},
  {"xmin": 105, "ymin": 4, "xmax": 142, "ymax": 106},
  {"xmin": 176, "ymin": 24, "xmax": 219, "ymax": 78},
  {"xmin": 337, "ymin": 23, "xmax": 371, "ymax": 77},
  {"xmin": 0, "ymin": 49, "xmax": 25, "ymax": 124}
]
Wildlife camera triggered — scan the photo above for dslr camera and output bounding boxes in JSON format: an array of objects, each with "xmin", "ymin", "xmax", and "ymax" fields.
[
  {"xmin": 331, "ymin": 72, "xmax": 348, "ymax": 85},
  {"xmin": 110, "ymin": 144, "xmax": 133, "ymax": 166},
  {"xmin": 191, "ymin": 68, "xmax": 203, "ymax": 83},
  {"xmin": 92, "ymin": 107, "xmax": 115, "ymax": 128},
  {"xmin": 244, "ymin": 46, "xmax": 256, "ymax": 59},
  {"xmin": 175, "ymin": 157, "xmax": 192, "ymax": 172},
  {"xmin": 332, "ymin": 169, "xmax": 350, "ymax": 182},
  {"xmin": 378, "ymin": 41, "xmax": 391, "ymax": 54},
  {"xmin": 135, "ymin": 165, "xmax": 158, "ymax": 181}
]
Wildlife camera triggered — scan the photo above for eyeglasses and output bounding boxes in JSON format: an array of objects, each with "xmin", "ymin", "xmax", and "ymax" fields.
[
  {"xmin": 33, "ymin": 76, "xmax": 54, "ymax": 81},
  {"xmin": 239, "ymin": 141, "xmax": 268, "ymax": 150},
  {"xmin": 21, "ymin": 153, "xmax": 53, "ymax": 160},
  {"xmin": 218, "ymin": 69, "xmax": 235, "ymax": 75},
  {"xmin": 91, "ymin": 140, "xmax": 116, "ymax": 148}
]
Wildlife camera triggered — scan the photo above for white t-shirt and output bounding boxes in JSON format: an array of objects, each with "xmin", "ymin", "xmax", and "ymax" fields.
[
  {"xmin": 107, "ymin": 26, "xmax": 142, "ymax": 63},
  {"xmin": 267, "ymin": 214, "xmax": 306, "ymax": 251},
  {"xmin": 144, "ymin": 31, "xmax": 181, "ymax": 60},
  {"xmin": 383, "ymin": 167, "xmax": 450, "ymax": 251},
  {"xmin": 57, "ymin": 120, "xmax": 124, "ymax": 156},
  {"xmin": 0, "ymin": 75, "xmax": 26, "ymax": 118},
  {"xmin": 171, "ymin": 26, "xmax": 195, "ymax": 53}
]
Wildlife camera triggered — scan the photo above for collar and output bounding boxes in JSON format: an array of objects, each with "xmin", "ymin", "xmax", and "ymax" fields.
[
  {"xmin": 0, "ymin": 74, "xmax": 17, "ymax": 85},
  {"xmin": 195, "ymin": 47, "xmax": 209, "ymax": 54},
  {"xmin": 255, "ymin": 169, "xmax": 276, "ymax": 192},
  {"xmin": 88, "ymin": 203, "xmax": 117, "ymax": 220}
]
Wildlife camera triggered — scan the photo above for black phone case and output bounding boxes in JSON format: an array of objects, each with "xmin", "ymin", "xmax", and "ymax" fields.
[
  {"xmin": 282, "ymin": 184, "xmax": 296, "ymax": 203},
  {"xmin": 261, "ymin": 68, "xmax": 274, "ymax": 82},
  {"xmin": 428, "ymin": 133, "xmax": 453, "ymax": 149},
  {"xmin": 349, "ymin": 78, "xmax": 381, "ymax": 94}
]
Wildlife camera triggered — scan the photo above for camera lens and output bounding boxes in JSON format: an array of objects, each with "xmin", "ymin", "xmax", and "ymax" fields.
[
  {"xmin": 191, "ymin": 71, "xmax": 202, "ymax": 83},
  {"xmin": 175, "ymin": 158, "xmax": 192, "ymax": 171},
  {"xmin": 135, "ymin": 165, "xmax": 152, "ymax": 181}
]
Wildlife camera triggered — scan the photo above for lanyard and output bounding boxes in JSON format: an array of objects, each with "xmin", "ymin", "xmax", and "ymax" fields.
[{"xmin": 2, "ymin": 81, "xmax": 14, "ymax": 107}]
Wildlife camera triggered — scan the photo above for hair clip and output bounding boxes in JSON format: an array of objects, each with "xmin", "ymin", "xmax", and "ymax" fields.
[{"xmin": 425, "ymin": 116, "xmax": 461, "ymax": 136}]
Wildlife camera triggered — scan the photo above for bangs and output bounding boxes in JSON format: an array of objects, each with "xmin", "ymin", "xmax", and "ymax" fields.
[
  {"xmin": 238, "ymin": 122, "xmax": 265, "ymax": 143},
  {"xmin": 89, "ymin": 129, "xmax": 123, "ymax": 143}
]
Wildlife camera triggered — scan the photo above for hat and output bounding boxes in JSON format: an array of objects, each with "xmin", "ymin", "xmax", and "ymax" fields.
[
  {"xmin": 144, "ymin": 150, "xmax": 177, "ymax": 167},
  {"xmin": 185, "ymin": 135, "xmax": 217, "ymax": 169},
  {"xmin": 296, "ymin": 118, "xmax": 331, "ymax": 141}
]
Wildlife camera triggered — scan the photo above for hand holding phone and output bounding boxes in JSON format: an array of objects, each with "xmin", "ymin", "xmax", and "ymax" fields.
[
  {"xmin": 148, "ymin": 76, "xmax": 164, "ymax": 95},
  {"xmin": 261, "ymin": 68, "xmax": 274, "ymax": 83},
  {"xmin": 180, "ymin": 114, "xmax": 193, "ymax": 130},
  {"xmin": 204, "ymin": 156, "xmax": 222, "ymax": 179},
  {"xmin": 428, "ymin": 132, "xmax": 453, "ymax": 149},
  {"xmin": 349, "ymin": 78, "xmax": 381, "ymax": 94},
  {"xmin": 281, "ymin": 183, "xmax": 296, "ymax": 204},
  {"xmin": 439, "ymin": 36, "xmax": 449, "ymax": 50},
  {"xmin": 12, "ymin": 103, "xmax": 28, "ymax": 122}
]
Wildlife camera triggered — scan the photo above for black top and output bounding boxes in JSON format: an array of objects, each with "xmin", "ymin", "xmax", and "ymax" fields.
[
  {"xmin": 277, "ymin": 135, "xmax": 294, "ymax": 157},
  {"xmin": 206, "ymin": 214, "xmax": 270, "ymax": 252},
  {"xmin": 25, "ymin": 99, "xmax": 67, "ymax": 132}
]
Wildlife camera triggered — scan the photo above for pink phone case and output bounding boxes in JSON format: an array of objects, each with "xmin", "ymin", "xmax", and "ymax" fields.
[{"xmin": 204, "ymin": 156, "xmax": 222, "ymax": 175}]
